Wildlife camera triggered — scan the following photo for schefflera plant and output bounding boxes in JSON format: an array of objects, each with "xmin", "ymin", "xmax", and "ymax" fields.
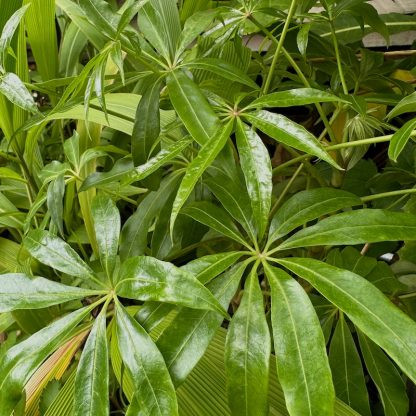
[{"xmin": 0, "ymin": 194, "xmax": 227, "ymax": 416}]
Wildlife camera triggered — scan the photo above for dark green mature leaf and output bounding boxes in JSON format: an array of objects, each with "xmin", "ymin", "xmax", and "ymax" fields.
[
  {"xmin": 236, "ymin": 120, "xmax": 272, "ymax": 240},
  {"xmin": 131, "ymin": 77, "xmax": 162, "ymax": 167},
  {"xmin": 0, "ymin": 305, "xmax": 94, "ymax": 416},
  {"xmin": 182, "ymin": 201, "xmax": 249, "ymax": 247},
  {"xmin": 186, "ymin": 58, "xmax": 258, "ymax": 89},
  {"xmin": 329, "ymin": 315, "xmax": 370, "ymax": 416},
  {"xmin": 0, "ymin": 273, "xmax": 100, "ymax": 312},
  {"xmin": 358, "ymin": 331, "xmax": 409, "ymax": 416},
  {"xmin": 47, "ymin": 174, "xmax": 65, "ymax": 236},
  {"xmin": 157, "ymin": 262, "xmax": 246, "ymax": 386},
  {"xmin": 225, "ymin": 266, "xmax": 270, "ymax": 416},
  {"xmin": 388, "ymin": 118, "xmax": 416, "ymax": 162},
  {"xmin": 115, "ymin": 300, "xmax": 178, "ymax": 416},
  {"xmin": 25, "ymin": 230, "xmax": 94, "ymax": 279},
  {"xmin": 265, "ymin": 264, "xmax": 335, "ymax": 416},
  {"xmin": 244, "ymin": 110, "xmax": 339, "ymax": 168},
  {"xmin": 170, "ymin": 120, "xmax": 233, "ymax": 232},
  {"xmin": 0, "ymin": 72, "xmax": 39, "ymax": 113},
  {"xmin": 278, "ymin": 209, "xmax": 416, "ymax": 250},
  {"xmin": 247, "ymin": 88, "xmax": 345, "ymax": 109},
  {"xmin": 116, "ymin": 256, "xmax": 227, "ymax": 316},
  {"xmin": 74, "ymin": 310, "xmax": 109, "ymax": 416},
  {"xmin": 138, "ymin": 0, "xmax": 181, "ymax": 61},
  {"xmin": 278, "ymin": 258, "xmax": 416, "ymax": 384},
  {"xmin": 92, "ymin": 194, "xmax": 120, "ymax": 278},
  {"xmin": 268, "ymin": 188, "xmax": 361, "ymax": 244},
  {"xmin": 167, "ymin": 70, "xmax": 218, "ymax": 145}
]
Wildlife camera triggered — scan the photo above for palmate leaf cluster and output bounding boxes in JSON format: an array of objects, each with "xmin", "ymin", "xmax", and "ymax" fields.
[{"xmin": 0, "ymin": 0, "xmax": 416, "ymax": 415}]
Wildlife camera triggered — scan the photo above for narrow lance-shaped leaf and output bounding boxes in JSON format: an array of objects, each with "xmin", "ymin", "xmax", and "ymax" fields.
[
  {"xmin": 387, "ymin": 91, "xmax": 416, "ymax": 119},
  {"xmin": 47, "ymin": 174, "xmax": 65, "ymax": 237},
  {"xmin": 247, "ymin": 88, "xmax": 346, "ymax": 110},
  {"xmin": 278, "ymin": 257, "xmax": 416, "ymax": 384},
  {"xmin": 236, "ymin": 119, "xmax": 272, "ymax": 240},
  {"xmin": 0, "ymin": 305, "xmax": 95, "ymax": 416},
  {"xmin": 25, "ymin": 230, "xmax": 95, "ymax": 279},
  {"xmin": 264, "ymin": 264, "xmax": 335, "ymax": 416},
  {"xmin": 115, "ymin": 300, "xmax": 178, "ymax": 416},
  {"xmin": 116, "ymin": 256, "xmax": 227, "ymax": 316},
  {"xmin": 278, "ymin": 209, "xmax": 416, "ymax": 250},
  {"xmin": 74, "ymin": 309, "xmax": 109, "ymax": 416},
  {"xmin": 170, "ymin": 120, "xmax": 233, "ymax": 233},
  {"xmin": 358, "ymin": 331, "xmax": 409, "ymax": 416},
  {"xmin": 329, "ymin": 314, "xmax": 371, "ymax": 416},
  {"xmin": 0, "ymin": 72, "xmax": 39, "ymax": 113},
  {"xmin": 388, "ymin": 118, "xmax": 416, "ymax": 162},
  {"xmin": 0, "ymin": 273, "xmax": 101, "ymax": 312},
  {"xmin": 244, "ymin": 110, "xmax": 339, "ymax": 168},
  {"xmin": 225, "ymin": 265, "xmax": 271, "ymax": 416},
  {"xmin": 92, "ymin": 194, "xmax": 120, "ymax": 278},
  {"xmin": 182, "ymin": 201, "xmax": 249, "ymax": 247},
  {"xmin": 268, "ymin": 188, "xmax": 361, "ymax": 244}
]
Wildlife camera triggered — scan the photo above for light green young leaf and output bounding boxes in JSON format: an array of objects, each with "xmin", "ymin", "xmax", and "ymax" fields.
[
  {"xmin": 115, "ymin": 300, "xmax": 178, "ymax": 416},
  {"xmin": 297, "ymin": 23, "xmax": 310, "ymax": 56},
  {"xmin": 92, "ymin": 194, "xmax": 120, "ymax": 278},
  {"xmin": 278, "ymin": 209, "xmax": 416, "ymax": 250},
  {"xmin": 387, "ymin": 91, "xmax": 416, "ymax": 119},
  {"xmin": 225, "ymin": 266, "xmax": 270, "ymax": 416},
  {"xmin": 74, "ymin": 310, "xmax": 109, "ymax": 416},
  {"xmin": 0, "ymin": 72, "xmax": 39, "ymax": 113},
  {"xmin": 358, "ymin": 331, "xmax": 409, "ymax": 416},
  {"xmin": 245, "ymin": 110, "xmax": 339, "ymax": 168},
  {"xmin": 25, "ymin": 230, "xmax": 94, "ymax": 279},
  {"xmin": 265, "ymin": 264, "xmax": 335, "ymax": 416},
  {"xmin": 0, "ymin": 305, "xmax": 94, "ymax": 416},
  {"xmin": 47, "ymin": 174, "xmax": 65, "ymax": 237},
  {"xmin": 236, "ymin": 119, "xmax": 272, "ymax": 240},
  {"xmin": 0, "ymin": 273, "xmax": 100, "ymax": 312},
  {"xmin": 278, "ymin": 258, "xmax": 416, "ymax": 385},
  {"xmin": 268, "ymin": 188, "xmax": 361, "ymax": 244},
  {"xmin": 170, "ymin": 120, "xmax": 233, "ymax": 233},
  {"xmin": 329, "ymin": 315, "xmax": 371, "ymax": 416},
  {"xmin": 388, "ymin": 118, "xmax": 416, "ymax": 162},
  {"xmin": 116, "ymin": 256, "xmax": 227, "ymax": 316}
]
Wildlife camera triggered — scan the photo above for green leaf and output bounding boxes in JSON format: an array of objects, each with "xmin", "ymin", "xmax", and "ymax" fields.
[
  {"xmin": 278, "ymin": 258, "xmax": 416, "ymax": 384},
  {"xmin": 131, "ymin": 77, "xmax": 162, "ymax": 166},
  {"xmin": 137, "ymin": 0, "xmax": 181, "ymax": 61},
  {"xmin": 388, "ymin": 118, "xmax": 416, "ymax": 162},
  {"xmin": 170, "ymin": 120, "xmax": 233, "ymax": 233},
  {"xmin": 74, "ymin": 310, "xmax": 109, "ymax": 416},
  {"xmin": 297, "ymin": 24, "xmax": 310, "ymax": 56},
  {"xmin": 157, "ymin": 262, "xmax": 246, "ymax": 386},
  {"xmin": 64, "ymin": 131, "xmax": 80, "ymax": 170},
  {"xmin": 268, "ymin": 188, "xmax": 361, "ymax": 244},
  {"xmin": 115, "ymin": 300, "xmax": 178, "ymax": 416},
  {"xmin": 128, "ymin": 136, "xmax": 192, "ymax": 183},
  {"xmin": 236, "ymin": 120, "xmax": 271, "ymax": 240},
  {"xmin": 116, "ymin": 256, "xmax": 227, "ymax": 316},
  {"xmin": 167, "ymin": 70, "xmax": 218, "ymax": 145},
  {"xmin": 182, "ymin": 201, "xmax": 249, "ymax": 247},
  {"xmin": 0, "ymin": 273, "xmax": 100, "ymax": 312},
  {"xmin": 247, "ymin": 88, "xmax": 345, "ymax": 110},
  {"xmin": 225, "ymin": 266, "xmax": 270, "ymax": 416},
  {"xmin": 0, "ymin": 305, "xmax": 94, "ymax": 416},
  {"xmin": 0, "ymin": 72, "xmax": 39, "ymax": 113},
  {"xmin": 358, "ymin": 331, "xmax": 409, "ymax": 416},
  {"xmin": 244, "ymin": 110, "xmax": 339, "ymax": 168},
  {"xmin": 329, "ymin": 315, "xmax": 371, "ymax": 416},
  {"xmin": 387, "ymin": 91, "xmax": 416, "ymax": 119},
  {"xmin": 278, "ymin": 209, "xmax": 416, "ymax": 250},
  {"xmin": 25, "ymin": 230, "xmax": 94, "ymax": 280},
  {"xmin": 264, "ymin": 264, "xmax": 335, "ymax": 416},
  {"xmin": 186, "ymin": 58, "xmax": 258, "ymax": 89},
  {"xmin": 47, "ymin": 174, "xmax": 65, "ymax": 236},
  {"xmin": 92, "ymin": 194, "xmax": 120, "ymax": 278}
]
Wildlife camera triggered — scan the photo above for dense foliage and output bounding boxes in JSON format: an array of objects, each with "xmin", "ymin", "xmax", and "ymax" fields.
[{"xmin": 1, "ymin": 0, "xmax": 416, "ymax": 415}]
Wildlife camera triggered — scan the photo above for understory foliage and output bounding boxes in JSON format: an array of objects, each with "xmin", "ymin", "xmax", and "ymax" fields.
[{"xmin": 1, "ymin": 0, "xmax": 416, "ymax": 415}]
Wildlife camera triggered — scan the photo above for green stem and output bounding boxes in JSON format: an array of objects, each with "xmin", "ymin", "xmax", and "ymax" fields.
[
  {"xmin": 361, "ymin": 188, "xmax": 416, "ymax": 203},
  {"xmin": 329, "ymin": 19, "xmax": 349, "ymax": 95},
  {"xmin": 261, "ymin": 0, "xmax": 298, "ymax": 95}
]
